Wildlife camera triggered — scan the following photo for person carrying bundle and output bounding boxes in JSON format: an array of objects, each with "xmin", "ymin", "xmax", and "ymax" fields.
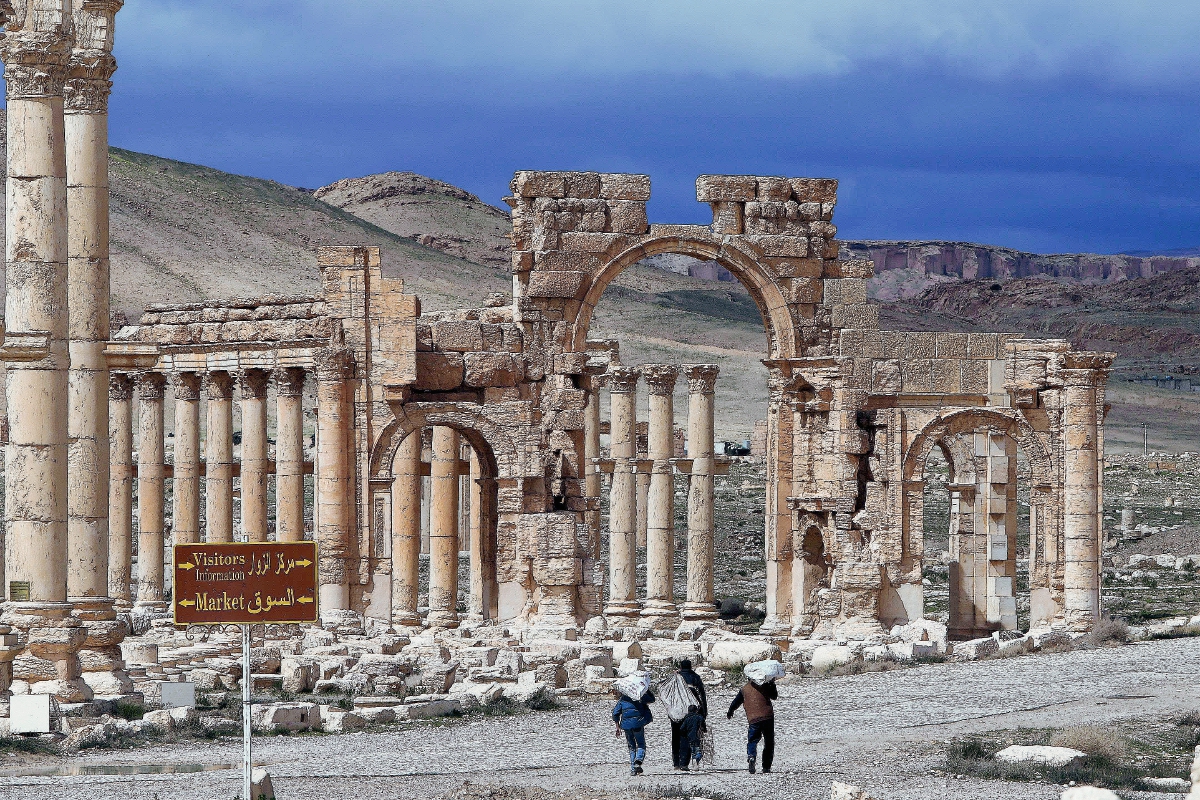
[
  {"xmin": 727, "ymin": 659, "xmax": 784, "ymax": 774},
  {"xmin": 612, "ymin": 673, "xmax": 656, "ymax": 776},
  {"xmin": 659, "ymin": 659, "xmax": 708, "ymax": 771}
]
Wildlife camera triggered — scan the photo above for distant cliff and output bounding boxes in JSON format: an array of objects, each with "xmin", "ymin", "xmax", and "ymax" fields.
[{"xmin": 840, "ymin": 240, "xmax": 1200, "ymax": 283}]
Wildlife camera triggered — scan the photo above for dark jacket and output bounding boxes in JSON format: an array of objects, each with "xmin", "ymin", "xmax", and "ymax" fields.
[
  {"xmin": 680, "ymin": 708, "xmax": 705, "ymax": 745},
  {"xmin": 728, "ymin": 681, "xmax": 777, "ymax": 725},
  {"xmin": 612, "ymin": 690, "xmax": 656, "ymax": 730},
  {"xmin": 678, "ymin": 667, "xmax": 708, "ymax": 718}
]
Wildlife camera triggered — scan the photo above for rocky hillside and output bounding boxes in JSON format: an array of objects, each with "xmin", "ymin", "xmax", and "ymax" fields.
[{"xmin": 313, "ymin": 172, "xmax": 511, "ymax": 269}]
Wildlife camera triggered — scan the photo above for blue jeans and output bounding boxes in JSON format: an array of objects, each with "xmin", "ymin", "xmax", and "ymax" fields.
[
  {"xmin": 747, "ymin": 719, "xmax": 775, "ymax": 770},
  {"xmin": 625, "ymin": 727, "xmax": 646, "ymax": 765}
]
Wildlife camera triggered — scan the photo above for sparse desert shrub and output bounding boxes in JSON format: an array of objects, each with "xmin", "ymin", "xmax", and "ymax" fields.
[
  {"xmin": 1050, "ymin": 725, "xmax": 1129, "ymax": 764},
  {"xmin": 1089, "ymin": 616, "xmax": 1129, "ymax": 646}
]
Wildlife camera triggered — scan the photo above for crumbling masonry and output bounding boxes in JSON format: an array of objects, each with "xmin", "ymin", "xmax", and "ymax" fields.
[{"xmin": 0, "ymin": 3, "xmax": 1113, "ymax": 704}]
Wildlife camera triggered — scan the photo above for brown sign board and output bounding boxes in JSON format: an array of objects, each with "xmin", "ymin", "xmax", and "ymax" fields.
[{"xmin": 172, "ymin": 542, "xmax": 319, "ymax": 626}]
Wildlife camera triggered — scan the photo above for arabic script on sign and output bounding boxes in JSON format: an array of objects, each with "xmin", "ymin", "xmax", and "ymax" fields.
[{"xmin": 173, "ymin": 542, "xmax": 318, "ymax": 625}]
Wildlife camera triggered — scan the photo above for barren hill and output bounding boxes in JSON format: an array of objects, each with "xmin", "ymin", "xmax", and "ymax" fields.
[{"xmin": 313, "ymin": 172, "xmax": 511, "ymax": 269}]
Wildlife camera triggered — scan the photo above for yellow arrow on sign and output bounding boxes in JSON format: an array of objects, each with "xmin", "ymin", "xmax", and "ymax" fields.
[
  {"xmin": 178, "ymin": 599, "xmax": 195, "ymax": 607},
  {"xmin": 178, "ymin": 561, "xmax": 195, "ymax": 570},
  {"xmin": 294, "ymin": 559, "xmax": 312, "ymax": 567},
  {"xmin": 296, "ymin": 595, "xmax": 314, "ymax": 604}
]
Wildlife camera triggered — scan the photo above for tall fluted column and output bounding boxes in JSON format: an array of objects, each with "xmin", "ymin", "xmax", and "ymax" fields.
[
  {"xmin": 466, "ymin": 448, "xmax": 485, "ymax": 619},
  {"xmin": 238, "ymin": 369, "xmax": 269, "ymax": 542},
  {"xmin": 65, "ymin": 1, "xmax": 121, "ymax": 627},
  {"xmin": 0, "ymin": 9, "xmax": 92, "ymax": 702},
  {"xmin": 135, "ymin": 372, "xmax": 166, "ymax": 608},
  {"xmin": 204, "ymin": 371, "xmax": 234, "ymax": 542},
  {"xmin": 583, "ymin": 370, "xmax": 604, "ymax": 558},
  {"xmin": 170, "ymin": 372, "xmax": 201, "ymax": 544},
  {"xmin": 1062, "ymin": 354, "xmax": 1112, "ymax": 628},
  {"xmin": 390, "ymin": 432, "xmax": 422, "ymax": 627},
  {"xmin": 682, "ymin": 365, "xmax": 719, "ymax": 619},
  {"xmin": 428, "ymin": 426, "xmax": 461, "ymax": 628},
  {"xmin": 642, "ymin": 365, "xmax": 679, "ymax": 620},
  {"xmin": 107, "ymin": 373, "xmax": 133, "ymax": 603},
  {"xmin": 274, "ymin": 367, "xmax": 306, "ymax": 542},
  {"xmin": 604, "ymin": 367, "xmax": 641, "ymax": 619},
  {"xmin": 315, "ymin": 350, "xmax": 354, "ymax": 612}
]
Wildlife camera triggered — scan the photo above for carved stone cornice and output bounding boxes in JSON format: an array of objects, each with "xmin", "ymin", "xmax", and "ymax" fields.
[
  {"xmin": 641, "ymin": 364, "xmax": 678, "ymax": 396},
  {"xmin": 273, "ymin": 366, "xmax": 307, "ymax": 397},
  {"xmin": 683, "ymin": 364, "xmax": 719, "ymax": 395},
  {"xmin": 606, "ymin": 366, "xmax": 640, "ymax": 395},
  {"xmin": 168, "ymin": 371, "xmax": 202, "ymax": 401},
  {"xmin": 1, "ymin": 30, "xmax": 73, "ymax": 99},
  {"xmin": 108, "ymin": 371, "xmax": 133, "ymax": 401}
]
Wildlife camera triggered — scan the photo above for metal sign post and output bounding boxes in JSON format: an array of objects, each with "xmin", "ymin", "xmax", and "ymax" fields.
[
  {"xmin": 171, "ymin": 541, "xmax": 318, "ymax": 800},
  {"xmin": 243, "ymin": 624, "xmax": 252, "ymax": 800}
]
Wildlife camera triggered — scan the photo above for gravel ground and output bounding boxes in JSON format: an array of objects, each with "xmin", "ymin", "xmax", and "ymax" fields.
[{"xmin": 4, "ymin": 638, "xmax": 1200, "ymax": 800}]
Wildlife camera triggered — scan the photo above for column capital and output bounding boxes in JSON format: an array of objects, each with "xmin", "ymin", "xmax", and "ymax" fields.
[
  {"xmin": 108, "ymin": 371, "xmax": 133, "ymax": 401},
  {"xmin": 237, "ymin": 368, "xmax": 270, "ymax": 400},
  {"xmin": 315, "ymin": 348, "xmax": 355, "ymax": 383},
  {"xmin": 273, "ymin": 366, "xmax": 307, "ymax": 397},
  {"xmin": 64, "ymin": 49, "xmax": 116, "ymax": 112},
  {"xmin": 168, "ymin": 371, "xmax": 202, "ymax": 401},
  {"xmin": 203, "ymin": 370, "xmax": 234, "ymax": 400},
  {"xmin": 2, "ymin": 29, "xmax": 74, "ymax": 99},
  {"xmin": 135, "ymin": 371, "xmax": 166, "ymax": 399},
  {"xmin": 607, "ymin": 366, "xmax": 640, "ymax": 394},
  {"xmin": 683, "ymin": 364, "xmax": 719, "ymax": 395},
  {"xmin": 641, "ymin": 364, "xmax": 679, "ymax": 395}
]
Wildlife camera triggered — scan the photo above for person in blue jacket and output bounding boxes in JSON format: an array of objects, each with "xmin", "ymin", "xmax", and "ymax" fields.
[{"xmin": 612, "ymin": 686, "xmax": 656, "ymax": 775}]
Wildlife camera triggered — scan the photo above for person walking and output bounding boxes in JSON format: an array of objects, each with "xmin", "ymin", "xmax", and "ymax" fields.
[
  {"xmin": 727, "ymin": 676, "xmax": 777, "ymax": 773},
  {"xmin": 670, "ymin": 659, "xmax": 708, "ymax": 771},
  {"xmin": 680, "ymin": 704, "xmax": 705, "ymax": 770},
  {"xmin": 612, "ymin": 686, "xmax": 656, "ymax": 776}
]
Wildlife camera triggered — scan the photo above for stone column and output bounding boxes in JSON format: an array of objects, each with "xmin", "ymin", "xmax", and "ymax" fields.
[
  {"xmin": 238, "ymin": 369, "xmax": 269, "ymax": 542},
  {"xmin": 65, "ymin": 0, "xmax": 121, "ymax": 628},
  {"xmin": 204, "ymin": 371, "xmax": 234, "ymax": 542},
  {"xmin": 315, "ymin": 349, "xmax": 354, "ymax": 612},
  {"xmin": 467, "ymin": 448, "xmax": 484, "ymax": 619},
  {"xmin": 390, "ymin": 431, "xmax": 422, "ymax": 627},
  {"xmin": 1062, "ymin": 355, "xmax": 1111, "ymax": 628},
  {"xmin": 170, "ymin": 372, "xmax": 201, "ymax": 544},
  {"xmin": 635, "ymin": 459, "xmax": 650, "ymax": 551},
  {"xmin": 135, "ymin": 372, "xmax": 166, "ymax": 609},
  {"xmin": 642, "ymin": 365, "xmax": 679, "ymax": 621},
  {"xmin": 428, "ymin": 426, "xmax": 461, "ymax": 628},
  {"xmin": 583, "ymin": 370, "xmax": 604, "ymax": 556},
  {"xmin": 682, "ymin": 365, "xmax": 719, "ymax": 619},
  {"xmin": 604, "ymin": 367, "xmax": 641, "ymax": 619},
  {"xmin": 274, "ymin": 367, "xmax": 306, "ymax": 542},
  {"xmin": 0, "ymin": 9, "xmax": 92, "ymax": 703},
  {"xmin": 107, "ymin": 373, "xmax": 133, "ymax": 603}
]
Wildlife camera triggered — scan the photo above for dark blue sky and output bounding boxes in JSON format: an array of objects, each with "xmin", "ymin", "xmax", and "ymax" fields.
[{"xmin": 66, "ymin": 2, "xmax": 1200, "ymax": 253}]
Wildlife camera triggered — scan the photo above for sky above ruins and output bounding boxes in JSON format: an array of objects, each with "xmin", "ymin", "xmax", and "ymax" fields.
[{"xmin": 73, "ymin": 2, "xmax": 1200, "ymax": 253}]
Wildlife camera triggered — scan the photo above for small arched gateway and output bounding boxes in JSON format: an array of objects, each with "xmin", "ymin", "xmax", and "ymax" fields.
[{"xmin": 105, "ymin": 173, "xmax": 1113, "ymax": 643}]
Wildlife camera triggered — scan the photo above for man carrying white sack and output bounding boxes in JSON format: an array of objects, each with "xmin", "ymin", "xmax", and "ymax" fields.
[{"xmin": 727, "ymin": 659, "xmax": 784, "ymax": 774}]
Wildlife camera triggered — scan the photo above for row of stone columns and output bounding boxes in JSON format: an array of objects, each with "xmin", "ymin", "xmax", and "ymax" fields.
[
  {"xmin": 389, "ymin": 426, "xmax": 488, "ymax": 629},
  {"xmin": 105, "ymin": 366, "xmax": 314, "ymax": 608},
  {"xmin": 596, "ymin": 363, "xmax": 719, "ymax": 624}
]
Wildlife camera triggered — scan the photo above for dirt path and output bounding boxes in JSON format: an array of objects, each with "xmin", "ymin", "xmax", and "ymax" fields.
[{"xmin": 5, "ymin": 637, "xmax": 1200, "ymax": 800}]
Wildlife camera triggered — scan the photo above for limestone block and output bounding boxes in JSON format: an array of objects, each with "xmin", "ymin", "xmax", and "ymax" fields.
[
  {"xmin": 353, "ymin": 653, "xmax": 412, "ymax": 679},
  {"xmin": 463, "ymin": 352, "xmax": 520, "ymax": 387},
  {"xmin": 949, "ymin": 636, "xmax": 998, "ymax": 660},
  {"xmin": 931, "ymin": 359, "xmax": 961, "ymax": 393},
  {"xmin": 415, "ymin": 352, "xmax": 464, "ymax": 390},
  {"xmin": 433, "ymin": 320, "xmax": 484, "ymax": 352},
  {"xmin": 512, "ymin": 171, "xmax": 567, "ymax": 198},
  {"xmin": 606, "ymin": 201, "xmax": 648, "ymax": 234},
  {"xmin": 696, "ymin": 174, "xmax": 756, "ymax": 202},
  {"xmin": 902, "ymin": 332, "xmax": 936, "ymax": 359},
  {"xmin": 871, "ymin": 360, "xmax": 902, "ymax": 393},
  {"xmin": 790, "ymin": 178, "xmax": 838, "ymax": 203},
  {"xmin": 705, "ymin": 640, "xmax": 781, "ymax": 670},
  {"xmin": 252, "ymin": 701, "xmax": 319, "ymax": 733},
  {"xmin": 507, "ymin": 681, "xmax": 554, "ymax": 707},
  {"xmin": 250, "ymin": 769, "xmax": 274, "ymax": 800},
  {"xmin": 934, "ymin": 332, "xmax": 969, "ymax": 358},
  {"xmin": 250, "ymin": 647, "xmax": 282, "ymax": 674},
  {"xmin": 61, "ymin": 722, "xmax": 118, "ymax": 752},
  {"xmin": 533, "ymin": 557, "xmax": 583, "ymax": 586},
  {"xmin": 399, "ymin": 698, "xmax": 462, "ymax": 719},
  {"xmin": 834, "ymin": 259, "xmax": 875, "ymax": 279},
  {"xmin": 788, "ymin": 276, "xmax": 822, "ymax": 304},
  {"xmin": 616, "ymin": 657, "xmax": 641, "ymax": 677},
  {"xmin": 995, "ymin": 745, "xmax": 1085, "ymax": 767},
  {"xmin": 967, "ymin": 332, "xmax": 999, "ymax": 359},
  {"xmin": 755, "ymin": 177, "xmax": 793, "ymax": 201},
  {"xmin": 563, "ymin": 172, "xmax": 600, "ymax": 198},
  {"xmin": 526, "ymin": 271, "xmax": 587, "ymax": 299},
  {"xmin": 830, "ymin": 782, "xmax": 876, "ymax": 800},
  {"xmin": 200, "ymin": 716, "xmax": 240, "ymax": 735},
  {"xmin": 280, "ymin": 657, "xmax": 317, "ymax": 693},
  {"xmin": 901, "ymin": 359, "xmax": 933, "ymax": 393},
  {"xmin": 611, "ymin": 641, "xmax": 642, "ymax": 662},
  {"xmin": 14, "ymin": 654, "xmax": 60, "ymax": 682},
  {"xmin": 831, "ymin": 304, "xmax": 878, "ymax": 330},
  {"xmin": 599, "ymin": 173, "xmax": 651, "ymax": 200},
  {"xmin": 141, "ymin": 708, "xmax": 174, "ymax": 732},
  {"xmin": 960, "ymin": 359, "xmax": 989, "ymax": 393},
  {"xmin": 811, "ymin": 645, "xmax": 854, "ymax": 672},
  {"xmin": 747, "ymin": 235, "xmax": 809, "ymax": 258},
  {"xmin": 190, "ymin": 668, "xmax": 222, "ymax": 691},
  {"xmin": 82, "ymin": 670, "xmax": 134, "ymax": 696},
  {"xmin": 534, "ymin": 664, "xmax": 567, "ymax": 688}
]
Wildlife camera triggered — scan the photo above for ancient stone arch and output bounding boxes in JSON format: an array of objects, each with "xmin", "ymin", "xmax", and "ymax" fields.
[{"xmin": 902, "ymin": 407, "xmax": 1053, "ymax": 486}]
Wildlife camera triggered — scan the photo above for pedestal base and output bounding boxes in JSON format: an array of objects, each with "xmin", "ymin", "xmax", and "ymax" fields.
[
  {"xmin": 603, "ymin": 600, "xmax": 641, "ymax": 625},
  {"xmin": 1, "ymin": 602, "xmax": 92, "ymax": 704},
  {"xmin": 680, "ymin": 601, "xmax": 719, "ymax": 621}
]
